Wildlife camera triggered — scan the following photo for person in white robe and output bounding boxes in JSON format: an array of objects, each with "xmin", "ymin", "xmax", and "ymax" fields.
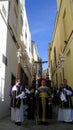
[
  {"xmin": 11, "ymin": 79, "xmax": 25, "ymax": 126},
  {"xmin": 57, "ymin": 79, "xmax": 73, "ymax": 123}
]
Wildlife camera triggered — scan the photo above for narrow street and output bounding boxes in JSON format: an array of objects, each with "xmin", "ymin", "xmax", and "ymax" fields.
[
  {"xmin": 0, "ymin": 115, "xmax": 73, "ymax": 130},
  {"xmin": 0, "ymin": 1, "xmax": 73, "ymax": 129}
]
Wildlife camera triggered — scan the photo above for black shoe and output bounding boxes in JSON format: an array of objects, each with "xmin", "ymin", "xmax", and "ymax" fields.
[
  {"xmin": 15, "ymin": 122, "xmax": 21, "ymax": 126},
  {"xmin": 42, "ymin": 122, "xmax": 48, "ymax": 125}
]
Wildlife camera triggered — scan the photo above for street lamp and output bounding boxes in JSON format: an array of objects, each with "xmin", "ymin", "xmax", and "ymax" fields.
[
  {"xmin": 58, "ymin": 52, "xmax": 65, "ymax": 79},
  {"xmin": 59, "ymin": 52, "xmax": 65, "ymax": 68},
  {"xmin": 16, "ymin": 47, "xmax": 23, "ymax": 78}
]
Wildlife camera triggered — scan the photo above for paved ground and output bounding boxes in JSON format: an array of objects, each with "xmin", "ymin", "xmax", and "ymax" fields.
[{"xmin": 0, "ymin": 116, "xmax": 73, "ymax": 130}]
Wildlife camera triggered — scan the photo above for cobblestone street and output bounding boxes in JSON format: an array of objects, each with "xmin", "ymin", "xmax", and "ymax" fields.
[{"xmin": 0, "ymin": 116, "xmax": 73, "ymax": 130}]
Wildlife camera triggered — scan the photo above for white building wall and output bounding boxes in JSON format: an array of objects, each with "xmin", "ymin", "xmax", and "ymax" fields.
[
  {"xmin": 31, "ymin": 41, "xmax": 39, "ymax": 61},
  {"xmin": 0, "ymin": 1, "xmax": 10, "ymax": 118},
  {"xmin": 33, "ymin": 47, "xmax": 38, "ymax": 61},
  {"xmin": 22, "ymin": 4, "xmax": 33, "ymax": 83},
  {"xmin": 0, "ymin": 1, "xmax": 19, "ymax": 118},
  {"xmin": 0, "ymin": 0, "xmax": 34, "ymax": 118},
  {"xmin": 23, "ymin": 6, "xmax": 32, "ymax": 63}
]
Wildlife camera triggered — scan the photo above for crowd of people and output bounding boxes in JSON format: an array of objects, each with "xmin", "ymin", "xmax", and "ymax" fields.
[{"xmin": 9, "ymin": 78, "xmax": 73, "ymax": 126}]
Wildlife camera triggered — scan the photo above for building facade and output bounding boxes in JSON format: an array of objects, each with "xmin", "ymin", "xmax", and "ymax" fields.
[
  {"xmin": 0, "ymin": 0, "xmax": 34, "ymax": 118},
  {"xmin": 48, "ymin": 0, "xmax": 73, "ymax": 88}
]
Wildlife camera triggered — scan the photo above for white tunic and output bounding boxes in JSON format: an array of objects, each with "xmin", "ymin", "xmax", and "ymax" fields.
[
  {"xmin": 11, "ymin": 85, "xmax": 25, "ymax": 123},
  {"xmin": 58, "ymin": 89, "xmax": 73, "ymax": 122}
]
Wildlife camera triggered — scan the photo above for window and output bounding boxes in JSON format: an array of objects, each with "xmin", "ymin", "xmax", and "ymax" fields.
[{"xmin": 2, "ymin": 54, "xmax": 7, "ymax": 66}]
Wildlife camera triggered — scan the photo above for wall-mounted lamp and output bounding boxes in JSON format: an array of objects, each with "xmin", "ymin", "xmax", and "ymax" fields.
[{"xmin": 58, "ymin": 52, "xmax": 65, "ymax": 68}]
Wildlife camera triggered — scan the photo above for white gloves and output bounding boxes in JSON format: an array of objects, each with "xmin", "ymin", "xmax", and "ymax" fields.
[
  {"xmin": 35, "ymin": 90, "xmax": 38, "ymax": 94},
  {"xmin": 25, "ymin": 88, "xmax": 30, "ymax": 94},
  {"xmin": 64, "ymin": 88, "xmax": 72, "ymax": 95},
  {"xmin": 16, "ymin": 91, "xmax": 25, "ymax": 99}
]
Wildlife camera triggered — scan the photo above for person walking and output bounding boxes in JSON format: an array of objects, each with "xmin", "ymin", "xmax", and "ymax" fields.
[
  {"xmin": 36, "ymin": 78, "xmax": 50, "ymax": 125},
  {"xmin": 57, "ymin": 79, "xmax": 73, "ymax": 123},
  {"xmin": 11, "ymin": 79, "xmax": 25, "ymax": 126},
  {"xmin": 27, "ymin": 86, "xmax": 36, "ymax": 119}
]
